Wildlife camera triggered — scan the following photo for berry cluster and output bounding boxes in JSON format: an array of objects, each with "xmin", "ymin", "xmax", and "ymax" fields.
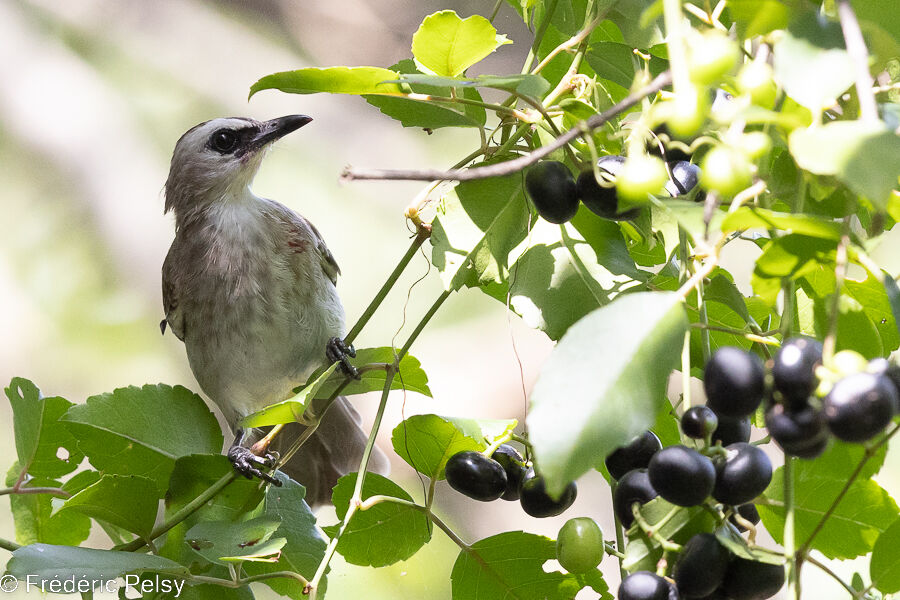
[
  {"xmin": 444, "ymin": 445, "xmax": 577, "ymax": 518},
  {"xmin": 524, "ymin": 154, "xmax": 702, "ymax": 226}
]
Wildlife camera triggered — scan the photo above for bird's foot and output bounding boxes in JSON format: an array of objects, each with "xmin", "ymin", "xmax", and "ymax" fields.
[
  {"xmin": 227, "ymin": 445, "xmax": 282, "ymax": 486},
  {"xmin": 327, "ymin": 337, "xmax": 360, "ymax": 380}
]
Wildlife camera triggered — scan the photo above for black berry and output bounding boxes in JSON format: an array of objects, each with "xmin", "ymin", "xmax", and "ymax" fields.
[
  {"xmin": 772, "ymin": 337, "xmax": 823, "ymax": 404},
  {"xmin": 713, "ymin": 442, "xmax": 773, "ymax": 506},
  {"xmin": 445, "ymin": 451, "xmax": 507, "ymax": 502},
  {"xmin": 665, "ymin": 161, "xmax": 702, "ymax": 197},
  {"xmin": 614, "ymin": 469, "xmax": 658, "ymax": 527},
  {"xmin": 519, "ymin": 472, "xmax": 577, "ymax": 518},
  {"xmin": 765, "ymin": 402, "xmax": 829, "ymax": 459},
  {"xmin": 525, "ymin": 161, "xmax": 580, "ymax": 224},
  {"xmin": 712, "ymin": 416, "xmax": 751, "ymax": 446},
  {"xmin": 704, "ymin": 347, "xmax": 766, "ymax": 418},
  {"xmin": 681, "ymin": 406, "xmax": 719, "ymax": 439},
  {"xmin": 648, "ymin": 445, "xmax": 716, "ymax": 507},
  {"xmin": 673, "ymin": 533, "xmax": 730, "ymax": 598},
  {"xmin": 824, "ymin": 372, "xmax": 897, "ymax": 442},
  {"xmin": 491, "ymin": 444, "xmax": 528, "ymax": 501},
  {"xmin": 619, "ymin": 571, "xmax": 671, "ymax": 600},
  {"xmin": 720, "ymin": 558, "xmax": 785, "ymax": 600},
  {"xmin": 605, "ymin": 431, "xmax": 662, "ymax": 480},
  {"xmin": 576, "ymin": 155, "xmax": 641, "ymax": 220}
]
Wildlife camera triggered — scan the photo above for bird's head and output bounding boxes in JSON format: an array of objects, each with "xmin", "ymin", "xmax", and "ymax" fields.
[{"xmin": 164, "ymin": 115, "xmax": 312, "ymax": 217}]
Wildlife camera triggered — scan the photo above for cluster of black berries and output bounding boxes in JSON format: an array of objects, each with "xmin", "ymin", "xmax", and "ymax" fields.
[
  {"xmin": 444, "ymin": 445, "xmax": 577, "ymax": 518},
  {"xmin": 620, "ymin": 544, "xmax": 784, "ymax": 600},
  {"xmin": 706, "ymin": 339, "xmax": 900, "ymax": 460},
  {"xmin": 523, "ymin": 155, "xmax": 702, "ymax": 225}
]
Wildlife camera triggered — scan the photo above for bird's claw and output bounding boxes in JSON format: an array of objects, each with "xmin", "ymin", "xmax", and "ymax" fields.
[
  {"xmin": 327, "ymin": 337, "xmax": 360, "ymax": 380},
  {"xmin": 227, "ymin": 445, "xmax": 282, "ymax": 486}
]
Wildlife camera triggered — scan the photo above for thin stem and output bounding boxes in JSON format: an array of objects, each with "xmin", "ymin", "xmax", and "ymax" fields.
[
  {"xmin": 405, "ymin": 93, "xmax": 532, "ymax": 120},
  {"xmin": 611, "ymin": 482, "xmax": 627, "ymax": 581},
  {"xmin": 344, "ymin": 224, "xmax": 431, "ymax": 346},
  {"xmin": 836, "ymin": 0, "xmax": 878, "ymax": 122},
  {"xmin": 604, "ymin": 542, "xmax": 626, "ymax": 560},
  {"xmin": 783, "ymin": 456, "xmax": 800, "ymax": 600},
  {"xmin": 662, "ymin": 0, "xmax": 691, "ymax": 92},
  {"xmin": 822, "ymin": 216, "xmax": 852, "ymax": 365},
  {"xmin": 0, "ymin": 486, "xmax": 71, "ymax": 499},
  {"xmin": 632, "ymin": 504, "xmax": 681, "ymax": 553},
  {"xmin": 806, "ymin": 555, "xmax": 859, "ymax": 598},
  {"xmin": 115, "ymin": 472, "xmax": 237, "ymax": 552},
  {"xmin": 521, "ymin": 0, "xmax": 560, "ymax": 74},
  {"xmin": 190, "ymin": 570, "xmax": 310, "ymax": 589},
  {"xmin": 697, "ymin": 273, "xmax": 712, "ymax": 363},
  {"xmin": 398, "ymin": 290, "xmax": 451, "ymax": 360},
  {"xmin": 679, "ymin": 329, "xmax": 692, "ymax": 410},
  {"xmin": 343, "ymin": 71, "xmax": 672, "ymax": 182},
  {"xmin": 0, "ymin": 536, "xmax": 21, "ymax": 552}
]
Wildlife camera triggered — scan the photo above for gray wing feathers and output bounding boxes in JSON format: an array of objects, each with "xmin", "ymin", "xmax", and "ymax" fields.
[{"xmin": 161, "ymin": 249, "xmax": 186, "ymax": 341}]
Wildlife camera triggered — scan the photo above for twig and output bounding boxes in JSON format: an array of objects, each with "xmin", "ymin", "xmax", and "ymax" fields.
[
  {"xmin": 190, "ymin": 570, "xmax": 310, "ymax": 589},
  {"xmin": 822, "ymin": 216, "xmax": 852, "ymax": 365},
  {"xmin": 784, "ymin": 456, "xmax": 800, "ymax": 600},
  {"xmin": 0, "ymin": 536, "xmax": 21, "ymax": 552},
  {"xmin": 806, "ymin": 555, "xmax": 860, "ymax": 598},
  {"xmin": 0, "ymin": 486, "xmax": 71, "ymax": 499},
  {"xmin": 836, "ymin": 0, "xmax": 878, "ymax": 122},
  {"xmin": 342, "ymin": 71, "xmax": 672, "ymax": 182}
]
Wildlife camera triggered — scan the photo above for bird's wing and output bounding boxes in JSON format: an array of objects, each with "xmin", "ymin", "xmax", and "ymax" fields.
[
  {"xmin": 161, "ymin": 246, "xmax": 186, "ymax": 341},
  {"xmin": 269, "ymin": 202, "xmax": 341, "ymax": 285}
]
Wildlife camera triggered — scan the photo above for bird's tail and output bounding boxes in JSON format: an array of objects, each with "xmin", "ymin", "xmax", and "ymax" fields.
[{"xmin": 275, "ymin": 396, "xmax": 390, "ymax": 509}]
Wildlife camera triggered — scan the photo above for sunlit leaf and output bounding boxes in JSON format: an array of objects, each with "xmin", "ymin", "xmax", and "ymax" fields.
[
  {"xmin": 250, "ymin": 66, "xmax": 402, "ymax": 97},
  {"xmin": 412, "ymin": 11, "xmax": 512, "ymax": 77}
]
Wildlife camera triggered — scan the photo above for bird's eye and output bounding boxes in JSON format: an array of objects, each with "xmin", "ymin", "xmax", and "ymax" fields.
[{"xmin": 210, "ymin": 129, "xmax": 239, "ymax": 154}]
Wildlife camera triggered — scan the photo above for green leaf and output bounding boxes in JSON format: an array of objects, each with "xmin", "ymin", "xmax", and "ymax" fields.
[
  {"xmin": 789, "ymin": 121, "xmax": 900, "ymax": 208},
  {"xmin": 871, "ymin": 518, "xmax": 900, "ymax": 593},
  {"xmin": 61, "ymin": 385, "xmax": 223, "ymax": 494},
  {"xmin": 430, "ymin": 170, "xmax": 531, "ymax": 291},
  {"xmin": 728, "ymin": 0, "xmax": 794, "ymax": 37},
  {"xmin": 185, "ymin": 517, "xmax": 285, "ymax": 564},
  {"xmin": 527, "ymin": 291, "xmax": 689, "ymax": 495},
  {"xmin": 5, "ymin": 465, "xmax": 91, "ymax": 547},
  {"xmin": 720, "ymin": 206, "xmax": 843, "ymax": 240},
  {"xmin": 59, "ymin": 474, "xmax": 158, "ymax": 538},
  {"xmin": 365, "ymin": 59, "xmax": 485, "ymax": 130},
  {"xmin": 165, "ymin": 455, "xmax": 265, "ymax": 525},
  {"xmin": 411, "ymin": 11, "xmax": 512, "ymax": 77},
  {"xmin": 5, "ymin": 378, "xmax": 83, "ymax": 479},
  {"xmin": 623, "ymin": 498, "xmax": 717, "ymax": 571},
  {"xmin": 328, "ymin": 473, "xmax": 431, "ymax": 567},
  {"xmin": 240, "ymin": 364, "xmax": 338, "ymax": 428},
  {"xmin": 315, "ymin": 347, "xmax": 432, "ymax": 400},
  {"xmin": 450, "ymin": 531, "xmax": 612, "ymax": 600},
  {"xmin": 249, "ymin": 66, "xmax": 401, "ymax": 97},
  {"xmin": 7, "ymin": 544, "xmax": 188, "ymax": 585},
  {"xmin": 585, "ymin": 42, "xmax": 637, "ymax": 89},
  {"xmin": 759, "ymin": 448, "xmax": 899, "ymax": 559},
  {"xmin": 244, "ymin": 474, "xmax": 328, "ymax": 600},
  {"xmin": 752, "ymin": 235, "xmax": 836, "ymax": 306},
  {"xmin": 391, "ymin": 414, "xmax": 516, "ymax": 480},
  {"xmin": 397, "ymin": 73, "xmax": 551, "ymax": 100},
  {"xmin": 845, "ymin": 273, "xmax": 900, "ymax": 354},
  {"xmin": 773, "ymin": 11, "xmax": 855, "ymax": 111},
  {"xmin": 714, "ymin": 526, "xmax": 783, "ymax": 565},
  {"xmin": 481, "ymin": 213, "xmax": 644, "ymax": 340},
  {"xmin": 884, "ymin": 275, "xmax": 900, "ymax": 346}
]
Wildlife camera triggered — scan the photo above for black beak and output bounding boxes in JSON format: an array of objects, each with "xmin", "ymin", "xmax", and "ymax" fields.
[{"xmin": 246, "ymin": 115, "xmax": 312, "ymax": 153}]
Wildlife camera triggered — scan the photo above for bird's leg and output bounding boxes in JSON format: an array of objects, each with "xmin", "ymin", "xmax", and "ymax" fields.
[
  {"xmin": 227, "ymin": 429, "xmax": 282, "ymax": 486},
  {"xmin": 326, "ymin": 337, "xmax": 360, "ymax": 380}
]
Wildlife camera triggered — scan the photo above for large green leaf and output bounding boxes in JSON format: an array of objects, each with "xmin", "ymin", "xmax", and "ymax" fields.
[
  {"xmin": 7, "ymin": 544, "xmax": 188, "ymax": 585},
  {"xmin": 61, "ymin": 385, "xmax": 222, "ymax": 494},
  {"xmin": 431, "ymin": 171, "xmax": 531, "ymax": 291},
  {"xmin": 240, "ymin": 364, "xmax": 337, "ymax": 428},
  {"xmin": 391, "ymin": 414, "xmax": 516, "ymax": 480},
  {"xmin": 773, "ymin": 11, "xmax": 855, "ymax": 111},
  {"xmin": 185, "ymin": 517, "xmax": 285, "ymax": 564},
  {"xmin": 243, "ymin": 474, "xmax": 328, "ymax": 600},
  {"xmin": 720, "ymin": 207, "xmax": 843, "ymax": 241},
  {"xmin": 728, "ymin": 0, "xmax": 794, "ymax": 37},
  {"xmin": 164, "ymin": 455, "xmax": 265, "ymax": 526},
  {"xmin": 59, "ymin": 474, "xmax": 158, "ymax": 538},
  {"xmin": 365, "ymin": 59, "xmax": 485, "ymax": 130},
  {"xmin": 5, "ymin": 378, "xmax": 82, "ymax": 479},
  {"xmin": 5, "ymin": 465, "xmax": 91, "ymax": 547},
  {"xmin": 845, "ymin": 273, "xmax": 900, "ymax": 354},
  {"xmin": 585, "ymin": 42, "xmax": 637, "ymax": 89},
  {"xmin": 759, "ymin": 446, "xmax": 899, "ymax": 559},
  {"xmin": 527, "ymin": 292, "xmax": 689, "ymax": 495},
  {"xmin": 871, "ymin": 518, "xmax": 900, "ymax": 594},
  {"xmin": 411, "ymin": 11, "xmax": 512, "ymax": 77},
  {"xmin": 450, "ymin": 531, "xmax": 611, "ymax": 600},
  {"xmin": 789, "ymin": 122, "xmax": 900, "ymax": 209},
  {"xmin": 751, "ymin": 235, "xmax": 837, "ymax": 305},
  {"xmin": 249, "ymin": 66, "xmax": 401, "ymax": 97},
  {"xmin": 327, "ymin": 473, "xmax": 431, "ymax": 567}
]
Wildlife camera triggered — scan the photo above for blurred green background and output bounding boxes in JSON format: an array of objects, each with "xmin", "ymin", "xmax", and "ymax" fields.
[{"xmin": 2, "ymin": 1, "xmax": 899, "ymax": 599}]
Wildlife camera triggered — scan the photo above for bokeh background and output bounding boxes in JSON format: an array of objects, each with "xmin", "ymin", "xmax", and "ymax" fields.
[{"xmin": 1, "ymin": 1, "xmax": 898, "ymax": 599}]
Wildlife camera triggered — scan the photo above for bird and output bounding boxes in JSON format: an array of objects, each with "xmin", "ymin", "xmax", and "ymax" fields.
[{"xmin": 160, "ymin": 115, "xmax": 388, "ymax": 508}]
